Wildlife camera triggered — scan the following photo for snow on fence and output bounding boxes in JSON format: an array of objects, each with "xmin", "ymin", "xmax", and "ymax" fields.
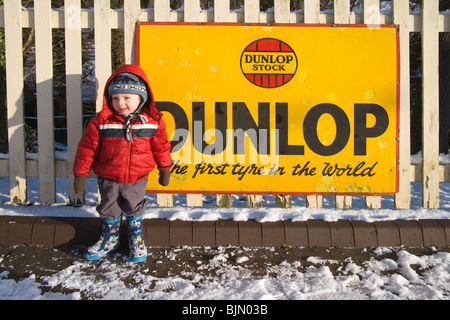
[{"xmin": 0, "ymin": 0, "xmax": 448, "ymax": 210}]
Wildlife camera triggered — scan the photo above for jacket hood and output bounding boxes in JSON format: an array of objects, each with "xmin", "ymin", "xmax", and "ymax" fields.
[{"xmin": 102, "ymin": 64, "xmax": 161, "ymax": 121}]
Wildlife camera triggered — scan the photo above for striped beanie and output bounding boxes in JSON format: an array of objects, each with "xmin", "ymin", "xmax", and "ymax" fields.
[
  {"xmin": 108, "ymin": 72, "xmax": 148, "ymax": 110},
  {"xmin": 108, "ymin": 72, "xmax": 149, "ymax": 142}
]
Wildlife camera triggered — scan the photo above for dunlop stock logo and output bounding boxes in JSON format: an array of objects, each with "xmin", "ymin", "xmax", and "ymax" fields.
[{"xmin": 240, "ymin": 38, "xmax": 298, "ymax": 88}]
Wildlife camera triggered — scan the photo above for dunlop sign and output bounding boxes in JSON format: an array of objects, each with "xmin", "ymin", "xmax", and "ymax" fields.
[{"xmin": 137, "ymin": 23, "xmax": 399, "ymax": 195}]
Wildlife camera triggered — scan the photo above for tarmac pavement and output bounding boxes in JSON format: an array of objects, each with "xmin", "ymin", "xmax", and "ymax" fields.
[
  {"xmin": 1, "ymin": 216, "xmax": 449, "ymax": 300},
  {"xmin": 1, "ymin": 242, "xmax": 449, "ymax": 300}
]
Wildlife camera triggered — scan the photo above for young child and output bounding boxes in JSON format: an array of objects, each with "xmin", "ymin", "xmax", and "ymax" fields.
[{"xmin": 73, "ymin": 64, "xmax": 172, "ymax": 263}]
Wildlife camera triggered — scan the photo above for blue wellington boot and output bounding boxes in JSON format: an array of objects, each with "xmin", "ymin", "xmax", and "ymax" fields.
[
  {"xmin": 84, "ymin": 217, "xmax": 121, "ymax": 260},
  {"xmin": 127, "ymin": 216, "xmax": 148, "ymax": 263}
]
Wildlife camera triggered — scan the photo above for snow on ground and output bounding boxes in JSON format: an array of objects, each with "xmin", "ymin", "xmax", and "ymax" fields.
[
  {"xmin": 1, "ymin": 245, "xmax": 449, "ymax": 301},
  {"xmin": 1, "ymin": 176, "xmax": 450, "ymax": 223},
  {"xmin": 0, "ymin": 176, "xmax": 450, "ymax": 300}
]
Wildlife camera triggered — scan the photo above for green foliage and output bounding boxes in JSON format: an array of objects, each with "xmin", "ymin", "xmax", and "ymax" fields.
[{"xmin": 25, "ymin": 124, "xmax": 38, "ymax": 153}]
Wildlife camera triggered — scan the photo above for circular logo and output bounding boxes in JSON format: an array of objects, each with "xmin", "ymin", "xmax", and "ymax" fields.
[{"xmin": 240, "ymin": 38, "xmax": 298, "ymax": 88}]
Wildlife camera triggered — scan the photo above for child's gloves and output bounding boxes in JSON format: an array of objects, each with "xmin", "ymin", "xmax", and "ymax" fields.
[
  {"xmin": 74, "ymin": 175, "xmax": 87, "ymax": 194},
  {"xmin": 73, "ymin": 175, "xmax": 87, "ymax": 207},
  {"xmin": 158, "ymin": 170, "xmax": 171, "ymax": 186}
]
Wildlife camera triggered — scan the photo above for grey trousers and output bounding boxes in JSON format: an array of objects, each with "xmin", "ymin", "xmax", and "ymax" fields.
[{"xmin": 96, "ymin": 177, "xmax": 148, "ymax": 220}]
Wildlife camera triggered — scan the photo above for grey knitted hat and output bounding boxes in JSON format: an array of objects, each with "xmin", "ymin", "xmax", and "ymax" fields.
[
  {"xmin": 108, "ymin": 72, "xmax": 148, "ymax": 109},
  {"xmin": 108, "ymin": 72, "xmax": 150, "ymax": 142}
]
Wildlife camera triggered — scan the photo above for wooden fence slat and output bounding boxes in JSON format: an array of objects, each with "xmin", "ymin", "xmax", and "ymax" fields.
[
  {"xmin": 213, "ymin": 0, "xmax": 234, "ymax": 208},
  {"xmin": 421, "ymin": 0, "xmax": 440, "ymax": 208},
  {"xmin": 333, "ymin": 0, "xmax": 352, "ymax": 209},
  {"xmin": 154, "ymin": 0, "xmax": 174, "ymax": 207},
  {"xmin": 94, "ymin": 0, "xmax": 112, "ymax": 113},
  {"xmin": 304, "ymin": 0, "xmax": 323, "ymax": 209},
  {"xmin": 243, "ymin": 0, "xmax": 263, "ymax": 208},
  {"xmin": 303, "ymin": 0, "xmax": 320, "ymax": 24},
  {"xmin": 274, "ymin": 0, "xmax": 290, "ymax": 23},
  {"xmin": 185, "ymin": 0, "xmax": 200, "ymax": 23},
  {"xmin": 214, "ymin": 0, "xmax": 230, "ymax": 23},
  {"xmin": 184, "ymin": 0, "xmax": 203, "ymax": 207},
  {"xmin": 124, "ymin": 0, "xmax": 141, "ymax": 65},
  {"xmin": 3, "ymin": 6, "xmax": 450, "ymax": 32},
  {"xmin": 4, "ymin": 0, "xmax": 27, "ymax": 204},
  {"xmin": 93, "ymin": 0, "xmax": 112, "ymax": 205},
  {"xmin": 244, "ymin": 0, "xmax": 260, "ymax": 23},
  {"xmin": 393, "ymin": 0, "xmax": 411, "ymax": 209},
  {"xmin": 2, "ymin": 6, "xmax": 448, "ymax": 33},
  {"xmin": 154, "ymin": 0, "xmax": 170, "ymax": 22},
  {"xmin": 364, "ymin": 0, "xmax": 381, "ymax": 27},
  {"xmin": 243, "ymin": 0, "xmax": 262, "ymax": 209},
  {"xmin": 334, "ymin": 0, "xmax": 350, "ymax": 24},
  {"xmin": 363, "ymin": 0, "xmax": 382, "ymax": 209},
  {"xmin": 274, "ymin": 0, "xmax": 292, "ymax": 209},
  {"xmin": 35, "ymin": 0, "xmax": 56, "ymax": 204},
  {"xmin": 64, "ymin": 0, "xmax": 84, "ymax": 205}
]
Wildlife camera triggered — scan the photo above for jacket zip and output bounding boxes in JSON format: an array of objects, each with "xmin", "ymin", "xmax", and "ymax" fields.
[{"xmin": 124, "ymin": 121, "xmax": 133, "ymax": 182}]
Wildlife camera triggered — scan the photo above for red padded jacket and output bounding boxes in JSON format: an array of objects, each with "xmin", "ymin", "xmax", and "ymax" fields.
[{"xmin": 73, "ymin": 64, "xmax": 172, "ymax": 184}]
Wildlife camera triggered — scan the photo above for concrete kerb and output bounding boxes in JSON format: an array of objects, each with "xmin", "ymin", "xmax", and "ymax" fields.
[{"xmin": 0, "ymin": 216, "xmax": 449, "ymax": 249}]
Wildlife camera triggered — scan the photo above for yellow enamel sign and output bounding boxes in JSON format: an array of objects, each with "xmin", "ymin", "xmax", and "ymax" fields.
[{"xmin": 137, "ymin": 23, "xmax": 399, "ymax": 195}]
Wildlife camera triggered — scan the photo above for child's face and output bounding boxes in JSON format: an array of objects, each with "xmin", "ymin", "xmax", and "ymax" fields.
[{"xmin": 111, "ymin": 93, "xmax": 141, "ymax": 116}]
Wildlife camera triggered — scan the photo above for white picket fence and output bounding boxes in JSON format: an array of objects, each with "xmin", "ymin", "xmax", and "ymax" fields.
[{"xmin": 0, "ymin": 0, "xmax": 448, "ymax": 210}]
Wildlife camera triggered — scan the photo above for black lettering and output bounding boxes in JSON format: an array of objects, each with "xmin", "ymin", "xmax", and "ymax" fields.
[
  {"xmin": 276, "ymin": 102, "xmax": 305, "ymax": 155},
  {"xmin": 231, "ymin": 163, "xmax": 248, "ymax": 181},
  {"xmin": 155, "ymin": 101, "xmax": 188, "ymax": 153},
  {"xmin": 268, "ymin": 165, "xmax": 285, "ymax": 175},
  {"xmin": 361, "ymin": 161, "xmax": 378, "ymax": 176},
  {"xmin": 303, "ymin": 103, "xmax": 350, "ymax": 156},
  {"xmin": 322, "ymin": 162, "xmax": 334, "ymax": 176},
  {"xmin": 292, "ymin": 161, "xmax": 316, "ymax": 176},
  {"xmin": 233, "ymin": 102, "xmax": 270, "ymax": 155},
  {"xmin": 170, "ymin": 160, "xmax": 188, "ymax": 175},
  {"xmin": 192, "ymin": 102, "xmax": 227, "ymax": 155},
  {"xmin": 192, "ymin": 163, "xmax": 205, "ymax": 179},
  {"xmin": 321, "ymin": 161, "xmax": 378, "ymax": 177},
  {"xmin": 159, "ymin": 100, "xmax": 389, "ymax": 159},
  {"xmin": 354, "ymin": 104, "xmax": 389, "ymax": 155},
  {"xmin": 231, "ymin": 163, "xmax": 264, "ymax": 181},
  {"xmin": 276, "ymin": 55, "xmax": 285, "ymax": 64}
]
